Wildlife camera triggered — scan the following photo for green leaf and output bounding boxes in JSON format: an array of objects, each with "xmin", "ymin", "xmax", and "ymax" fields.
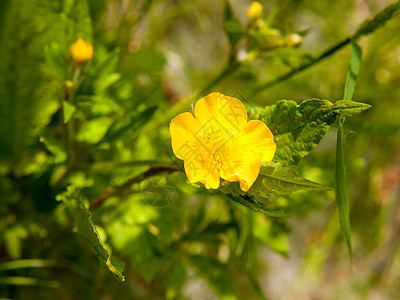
[
  {"xmin": 0, "ymin": 276, "xmax": 60, "ymax": 288},
  {"xmin": 344, "ymin": 42, "xmax": 362, "ymax": 101},
  {"xmin": 219, "ymin": 162, "xmax": 331, "ymax": 217},
  {"xmin": 56, "ymin": 186, "xmax": 125, "ymax": 281},
  {"xmin": 166, "ymin": 256, "xmax": 186, "ymax": 299},
  {"xmin": 62, "ymin": 100, "xmax": 76, "ymax": 123},
  {"xmin": 334, "ymin": 41, "xmax": 362, "ymax": 261},
  {"xmin": 76, "ymin": 117, "xmax": 112, "ymax": 144},
  {"xmin": 335, "ymin": 117, "xmax": 353, "ymax": 261},
  {"xmin": 101, "ymin": 105, "xmax": 157, "ymax": 143},
  {"xmin": 0, "ymin": 0, "xmax": 62, "ymax": 166},
  {"xmin": 64, "ymin": 0, "xmax": 93, "ymax": 42},
  {"xmin": 253, "ymin": 162, "xmax": 330, "ymax": 196},
  {"xmin": 0, "ymin": 259, "xmax": 61, "ymax": 272},
  {"xmin": 223, "ymin": 0, "xmax": 244, "ymax": 49},
  {"xmin": 220, "ymin": 162, "xmax": 329, "ymax": 216},
  {"xmin": 354, "ymin": 0, "xmax": 400, "ymax": 39},
  {"xmin": 252, "ymin": 215, "xmax": 290, "ymax": 257},
  {"xmin": 223, "ymin": 194, "xmax": 290, "ymax": 218},
  {"xmin": 188, "ymin": 255, "xmax": 236, "ymax": 300},
  {"xmin": 39, "ymin": 135, "xmax": 67, "ymax": 164},
  {"xmin": 249, "ymin": 99, "xmax": 371, "ymax": 165}
]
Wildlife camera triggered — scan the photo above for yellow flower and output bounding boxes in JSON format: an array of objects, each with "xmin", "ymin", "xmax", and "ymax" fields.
[
  {"xmin": 69, "ymin": 38, "xmax": 93, "ymax": 65},
  {"xmin": 169, "ymin": 92, "xmax": 276, "ymax": 191},
  {"xmin": 247, "ymin": 1, "xmax": 263, "ymax": 23}
]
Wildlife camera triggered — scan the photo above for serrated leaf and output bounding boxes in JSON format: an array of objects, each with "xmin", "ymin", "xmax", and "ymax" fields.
[
  {"xmin": 256, "ymin": 162, "xmax": 330, "ymax": 195},
  {"xmin": 101, "ymin": 105, "xmax": 157, "ymax": 143},
  {"xmin": 188, "ymin": 255, "xmax": 236, "ymax": 300},
  {"xmin": 223, "ymin": 0, "xmax": 244, "ymax": 49},
  {"xmin": 249, "ymin": 99, "xmax": 371, "ymax": 165},
  {"xmin": 56, "ymin": 186, "xmax": 125, "ymax": 281},
  {"xmin": 220, "ymin": 162, "xmax": 329, "ymax": 209}
]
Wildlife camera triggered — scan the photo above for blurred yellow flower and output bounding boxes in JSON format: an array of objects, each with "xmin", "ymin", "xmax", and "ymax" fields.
[
  {"xmin": 247, "ymin": 1, "xmax": 263, "ymax": 23},
  {"xmin": 69, "ymin": 38, "xmax": 93, "ymax": 65},
  {"xmin": 170, "ymin": 92, "xmax": 276, "ymax": 191}
]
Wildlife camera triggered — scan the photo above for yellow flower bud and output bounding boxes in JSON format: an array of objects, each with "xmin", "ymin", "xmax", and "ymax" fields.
[
  {"xmin": 285, "ymin": 33, "xmax": 302, "ymax": 47},
  {"xmin": 247, "ymin": 1, "xmax": 263, "ymax": 23},
  {"xmin": 69, "ymin": 38, "xmax": 93, "ymax": 65}
]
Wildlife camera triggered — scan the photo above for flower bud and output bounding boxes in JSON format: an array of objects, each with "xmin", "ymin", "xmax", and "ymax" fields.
[
  {"xmin": 247, "ymin": 1, "xmax": 263, "ymax": 24},
  {"xmin": 69, "ymin": 38, "xmax": 93, "ymax": 65},
  {"xmin": 285, "ymin": 33, "xmax": 302, "ymax": 47}
]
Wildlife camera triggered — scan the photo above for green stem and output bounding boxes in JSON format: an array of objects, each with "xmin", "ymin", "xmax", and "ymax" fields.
[
  {"xmin": 245, "ymin": 38, "xmax": 351, "ymax": 98},
  {"xmin": 63, "ymin": 66, "xmax": 81, "ymax": 170},
  {"xmin": 245, "ymin": 0, "xmax": 400, "ymax": 98},
  {"xmin": 90, "ymin": 165, "xmax": 180, "ymax": 209}
]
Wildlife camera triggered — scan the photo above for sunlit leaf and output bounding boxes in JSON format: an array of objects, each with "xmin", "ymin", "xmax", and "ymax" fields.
[
  {"xmin": 253, "ymin": 215, "xmax": 290, "ymax": 256},
  {"xmin": 354, "ymin": 1, "xmax": 400, "ymax": 38},
  {"xmin": 62, "ymin": 100, "xmax": 76, "ymax": 123},
  {"xmin": 344, "ymin": 42, "xmax": 362, "ymax": 101},
  {"xmin": 335, "ymin": 41, "xmax": 362, "ymax": 261},
  {"xmin": 249, "ymin": 99, "xmax": 371, "ymax": 165},
  {"xmin": 335, "ymin": 117, "xmax": 354, "ymax": 261},
  {"xmin": 76, "ymin": 117, "xmax": 112, "ymax": 144},
  {"xmin": 0, "ymin": 259, "xmax": 61, "ymax": 272},
  {"xmin": 0, "ymin": 276, "xmax": 60, "ymax": 288},
  {"xmin": 221, "ymin": 162, "xmax": 330, "ymax": 198},
  {"xmin": 56, "ymin": 186, "xmax": 125, "ymax": 281},
  {"xmin": 101, "ymin": 105, "xmax": 157, "ymax": 143}
]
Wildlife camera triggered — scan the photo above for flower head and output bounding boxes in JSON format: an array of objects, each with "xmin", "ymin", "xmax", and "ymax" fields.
[
  {"xmin": 69, "ymin": 38, "xmax": 93, "ymax": 65},
  {"xmin": 169, "ymin": 92, "xmax": 276, "ymax": 191},
  {"xmin": 247, "ymin": 1, "xmax": 263, "ymax": 24}
]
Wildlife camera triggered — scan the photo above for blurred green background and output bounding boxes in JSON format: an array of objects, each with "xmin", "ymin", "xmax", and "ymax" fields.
[{"xmin": 1, "ymin": 0, "xmax": 400, "ymax": 299}]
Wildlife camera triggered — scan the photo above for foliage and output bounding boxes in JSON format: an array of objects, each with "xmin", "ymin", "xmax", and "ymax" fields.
[{"xmin": 1, "ymin": 0, "xmax": 400, "ymax": 299}]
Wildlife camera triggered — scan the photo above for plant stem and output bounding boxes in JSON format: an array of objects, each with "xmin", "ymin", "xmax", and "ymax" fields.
[
  {"xmin": 90, "ymin": 166, "xmax": 180, "ymax": 209},
  {"xmin": 244, "ymin": 0, "xmax": 400, "ymax": 97},
  {"xmin": 245, "ymin": 38, "xmax": 351, "ymax": 98}
]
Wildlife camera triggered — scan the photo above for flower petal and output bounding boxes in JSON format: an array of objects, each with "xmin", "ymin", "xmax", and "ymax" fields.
[
  {"xmin": 184, "ymin": 159, "xmax": 220, "ymax": 189},
  {"xmin": 170, "ymin": 112, "xmax": 202, "ymax": 160},
  {"xmin": 239, "ymin": 120, "xmax": 276, "ymax": 162},
  {"xmin": 219, "ymin": 148, "xmax": 263, "ymax": 192},
  {"xmin": 219, "ymin": 120, "xmax": 275, "ymax": 191},
  {"xmin": 194, "ymin": 92, "xmax": 248, "ymax": 135}
]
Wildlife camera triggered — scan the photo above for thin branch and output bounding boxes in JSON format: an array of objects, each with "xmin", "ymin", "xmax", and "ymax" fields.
[
  {"xmin": 90, "ymin": 166, "xmax": 180, "ymax": 210},
  {"xmin": 245, "ymin": 38, "xmax": 351, "ymax": 98},
  {"xmin": 245, "ymin": 0, "xmax": 400, "ymax": 98}
]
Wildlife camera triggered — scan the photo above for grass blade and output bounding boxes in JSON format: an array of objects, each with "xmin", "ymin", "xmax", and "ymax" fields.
[
  {"xmin": 335, "ymin": 41, "xmax": 362, "ymax": 261},
  {"xmin": 335, "ymin": 116, "xmax": 354, "ymax": 260},
  {"xmin": 344, "ymin": 42, "xmax": 362, "ymax": 100},
  {"xmin": 0, "ymin": 276, "xmax": 60, "ymax": 288}
]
